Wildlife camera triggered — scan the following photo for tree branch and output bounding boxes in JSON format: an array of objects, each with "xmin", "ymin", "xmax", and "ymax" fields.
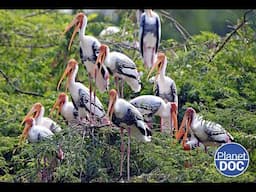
[
  {"xmin": 208, "ymin": 9, "xmax": 253, "ymax": 63},
  {"xmin": 0, "ymin": 68, "xmax": 43, "ymax": 97},
  {"xmin": 24, "ymin": 9, "xmax": 55, "ymax": 18},
  {"xmin": 159, "ymin": 10, "xmax": 191, "ymax": 42}
]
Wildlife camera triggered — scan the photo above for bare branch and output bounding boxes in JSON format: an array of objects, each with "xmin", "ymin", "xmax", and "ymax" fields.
[
  {"xmin": 0, "ymin": 68, "xmax": 43, "ymax": 97},
  {"xmin": 159, "ymin": 10, "xmax": 191, "ymax": 41},
  {"xmin": 0, "ymin": 43, "xmax": 58, "ymax": 49},
  {"xmin": 208, "ymin": 9, "xmax": 253, "ymax": 63}
]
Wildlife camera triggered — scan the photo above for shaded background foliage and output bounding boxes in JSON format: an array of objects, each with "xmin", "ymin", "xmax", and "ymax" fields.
[{"xmin": 0, "ymin": 9, "xmax": 255, "ymax": 182}]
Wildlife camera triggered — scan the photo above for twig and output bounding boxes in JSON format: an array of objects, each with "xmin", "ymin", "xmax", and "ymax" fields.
[
  {"xmin": 0, "ymin": 43, "xmax": 58, "ymax": 49},
  {"xmin": 159, "ymin": 10, "xmax": 191, "ymax": 42},
  {"xmin": 0, "ymin": 68, "xmax": 43, "ymax": 97},
  {"xmin": 208, "ymin": 9, "xmax": 253, "ymax": 63}
]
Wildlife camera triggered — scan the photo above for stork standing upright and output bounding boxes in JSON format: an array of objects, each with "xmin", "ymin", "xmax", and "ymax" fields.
[
  {"xmin": 139, "ymin": 9, "xmax": 161, "ymax": 69},
  {"xmin": 22, "ymin": 102, "xmax": 62, "ymax": 133},
  {"xmin": 147, "ymin": 52, "xmax": 178, "ymax": 106},
  {"xmin": 50, "ymin": 92, "xmax": 79, "ymax": 124},
  {"xmin": 107, "ymin": 89, "xmax": 151, "ymax": 181},
  {"xmin": 129, "ymin": 95, "xmax": 178, "ymax": 135},
  {"xmin": 57, "ymin": 59, "xmax": 106, "ymax": 125},
  {"xmin": 176, "ymin": 107, "xmax": 234, "ymax": 151},
  {"xmin": 95, "ymin": 44, "xmax": 142, "ymax": 98},
  {"xmin": 63, "ymin": 12, "xmax": 109, "ymax": 121}
]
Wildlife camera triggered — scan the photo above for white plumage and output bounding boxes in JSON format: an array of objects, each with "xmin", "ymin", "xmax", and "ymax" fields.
[
  {"xmin": 95, "ymin": 44, "xmax": 142, "ymax": 95},
  {"xmin": 129, "ymin": 95, "xmax": 178, "ymax": 134},
  {"xmin": 50, "ymin": 92, "xmax": 78, "ymax": 123},
  {"xmin": 139, "ymin": 9, "xmax": 161, "ymax": 68},
  {"xmin": 147, "ymin": 52, "xmax": 178, "ymax": 106},
  {"xmin": 177, "ymin": 107, "xmax": 234, "ymax": 150},
  {"xmin": 20, "ymin": 117, "xmax": 54, "ymax": 144},
  {"xmin": 22, "ymin": 102, "xmax": 61, "ymax": 133},
  {"xmin": 107, "ymin": 89, "xmax": 151, "ymax": 181},
  {"xmin": 57, "ymin": 59, "xmax": 106, "ymax": 122},
  {"xmin": 63, "ymin": 12, "xmax": 109, "ymax": 93}
]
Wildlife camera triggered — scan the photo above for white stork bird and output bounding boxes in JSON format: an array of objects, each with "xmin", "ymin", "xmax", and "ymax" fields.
[
  {"xmin": 107, "ymin": 89, "xmax": 151, "ymax": 181},
  {"xmin": 20, "ymin": 117, "xmax": 54, "ymax": 144},
  {"xmin": 95, "ymin": 44, "xmax": 142, "ymax": 98},
  {"xmin": 50, "ymin": 92, "xmax": 79, "ymax": 124},
  {"xmin": 147, "ymin": 52, "xmax": 178, "ymax": 107},
  {"xmin": 57, "ymin": 59, "xmax": 106, "ymax": 125},
  {"xmin": 176, "ymin": 107, "xmax": 234, "ymax": 151},
  {"xmin": 139, "ymin": 9, "xmax": 161, "ymax": 69},
  {"xmin": 129, "ymin": 95, "xmax": 178, "ymax": 135},
  {"xmin": 63, "ymin": 12, "xmax": 109, "ymax": 120},
  {"xmin": 22, "ymin": 102, "xmax": 62, "ymax": 133}
]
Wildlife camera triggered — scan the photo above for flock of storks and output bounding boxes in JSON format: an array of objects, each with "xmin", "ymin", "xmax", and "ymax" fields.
[{"xmin": 18, "ymin": 10, "xmax": 234, "ymax": 181}]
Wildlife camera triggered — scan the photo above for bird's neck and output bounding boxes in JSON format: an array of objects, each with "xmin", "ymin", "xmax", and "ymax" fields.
[
  {"xmin": 79, "ymin": 19, "xmax": 87, "ymax": 39},
  {"xmin": 36, "ymin": 107, "xmax": 45, "ymax": 123},
  {"xmin": 68, "ymin": 65, "xmax": 78, "ymax": 87}
]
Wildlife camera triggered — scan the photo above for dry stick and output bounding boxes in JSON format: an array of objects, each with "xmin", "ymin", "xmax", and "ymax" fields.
[
  {"xmin": 159, "ymin": 10, "xmax": 191, "ymax": 42},
  {"xmin": 0, "ymin": 68, "xmax": 43, "ymax": 97},
  {"xmin": 24, "ymin": 9, "xmax": 55, "ymax": 18},
  {"xmin": 208, "ymin": 9, "xmax": 253, "ymax": 63}
]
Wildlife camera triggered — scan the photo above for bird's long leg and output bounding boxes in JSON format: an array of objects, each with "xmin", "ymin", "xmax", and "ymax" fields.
[
  {"xmin": 120, "ymin": 127, "xmax": 125, "ymax": 179},
  {"xmin": 89, "ymin": 74, "xmax": 93, "ymax": 125},
  {"xmin": 160, "ymin": 117, "xmax": 163, "ymax": 133},
  {"xmin": 93, "ymin": 67, "xmax": 97, "ymax": 126},
  {"xmin": 115, "ymin": 76, "xmax": 120, "ymax": 97},
  {"xmin": 127, "ymin": 127, "xmax": 131, "ymax": 181},
  {"xmin": 120, "ymin": 78, "xmax": 124, "ymax": 98}
]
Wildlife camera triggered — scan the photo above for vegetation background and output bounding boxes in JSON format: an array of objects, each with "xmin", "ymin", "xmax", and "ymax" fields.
[{"xmin": 0, "ymin": 9, "xmax": 256, "ymax": 182}]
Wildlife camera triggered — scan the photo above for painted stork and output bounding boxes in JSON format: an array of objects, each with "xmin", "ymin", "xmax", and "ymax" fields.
[
  {"xmin": 50, "ymin": 92, "xmax": 79, "ymax": 124},
  {"xmin": 147, "ymin": 52, "xmax": 178, "ymax": 107},
  {"xmin": 176, "ymin": 107, "xmax": 234, "ymax": 151},
  {"xmin": 107, "ymin": 89, "xmax": 151, "ymax": 181},
  {"xmin": 20, "ymin": 117, "xmax": 54, "ymax": 144},
  {"xmin": 57, "ymin": 59, "xmax": 106, "ymax": 124},
  {"xmin": 95, "ymin": 44, "xmax": 142, "ymax": 98},
  {"xmin": 22, "ymin": 102, "xmax": 62, "ymax": 133},
  {"xmin": 63, "ymin": 12, "xmax": 109, "ymax": 120},
  {"xmin": 129, "ymin": 95, "xmax": 178, "ymax": 135},
  {"xmin": 139, "ymin": 9, "xmax": 161, "ymax": 69}
]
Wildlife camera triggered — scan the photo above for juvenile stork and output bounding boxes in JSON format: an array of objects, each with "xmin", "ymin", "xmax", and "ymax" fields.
[
  {"xmin": 57, "ymin": 59, "xmax": 106, "ymax": 125},
  {"xmin": 107, "ymin": 89, "xmax": 151, "ymax": 181},
  {"xmin": 129, "ymin": 95, "xmax": 178, "ymax": 135},
  {"xmin": 20, "ymin": 117, "xmax": 54, "ymax": 144},
  {"xmin": 50, "ymin": 92, "xmax": 79, "ymax": 124},
  {"xmin": 95, "ymin": 44, "xmax": 142, "ymax": 98},
  {"xmin": 139, "ymin": 9, "xmax": 161, "ymax": 69},
  {"xmin": 176, "ymin": 107, "xmax": 234, "ymax": 151},
  {"xmin": 63, "ymin": 12, "xmax": 109, "ymax": 119},
  {"xmin": 22, "ymin": 102, "xmax": 62, "ymax": 133},
  {"xmin": 147, "ymin": 52, "xmax": 178, "ymax": 107}
]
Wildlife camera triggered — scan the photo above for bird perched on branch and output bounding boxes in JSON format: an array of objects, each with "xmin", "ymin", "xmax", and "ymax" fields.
[
  {"xmin": 147, "ymin": 52, "xmax": 178, "ymax": 107},
  {"xmin": 107, "ymin": 89, "xmax": 151, "ymax": 181},
  {"xmin": 95, "ymin": 44, "xmax": 142, "ymax": 98},
  {"xmin": 22, "ymin": 102, "xmax": 61, "ymax": 133},
  {"xmin": 176, "ymin": 107, "xmax": 234, "ymax": 151},
  {"xmin": 129, "ymin": 95, "xmax": 178, "ymax": 135}
]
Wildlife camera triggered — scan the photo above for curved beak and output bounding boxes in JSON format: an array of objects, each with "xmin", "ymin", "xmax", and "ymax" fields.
[
  {"xmin": 63, "ymin": 17, "xmax": 80, "ymax": 51},
  {"xmin": 57, "ymin": 63, "xmax": 73, "ymax": 92},
  {"xmin": 19, "ymin": 118, "xmax": 32, "ymax": 145},
  {"xmin": 50, "ymin": 98, "xmax": 62, "ymax": 119},
  {"xmin": 170, "ymin": 103, "xmax": 178, "ymax": 134},
  {"xmin": 175, "ymin": 111, "xmax": 187, "ymax": 141},
  {"xmin": 147, "ymin": 57, "xmax": 161, "ymax": 80},
  {"xmin": 94, "ymin": 48, "xmax": 106, "ymax": 78},
  {"xmin": 106, "ymin": 90, "xmax": 117, "ymax": 121},
  {"xmin": 21, "ymin": 105, "xmax": 39, "ymax": 126}
]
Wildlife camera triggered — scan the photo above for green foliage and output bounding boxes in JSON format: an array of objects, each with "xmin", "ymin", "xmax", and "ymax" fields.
[{"xmin": 0, "ymin": 9, "xmax": 255, "ymax": 183}]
